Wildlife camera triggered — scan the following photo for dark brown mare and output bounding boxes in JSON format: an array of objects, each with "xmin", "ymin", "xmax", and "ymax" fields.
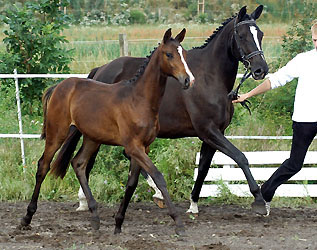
[
  {"xmin": 58, "ymin": 5, "xmax": 269, "ymax": 215},
  {"xmin": 20, "ymin": 29, "xmax": 195, "ymax": 235}
]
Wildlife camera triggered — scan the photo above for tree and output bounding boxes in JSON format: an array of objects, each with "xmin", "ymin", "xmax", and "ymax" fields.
[{"xmin": 0, "ymin": 0, "xmax": 74, "ymax": 114}]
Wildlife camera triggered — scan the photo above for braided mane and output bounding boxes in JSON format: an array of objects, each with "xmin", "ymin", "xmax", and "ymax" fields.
[{"xmin": 193, "ymin": 14, "xmax": 237, "ymax": 49}]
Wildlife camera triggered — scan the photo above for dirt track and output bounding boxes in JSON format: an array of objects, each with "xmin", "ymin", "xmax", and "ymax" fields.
[{"xmin": 1, "ymin": 201, "xmax": 317, "ymax": 249}]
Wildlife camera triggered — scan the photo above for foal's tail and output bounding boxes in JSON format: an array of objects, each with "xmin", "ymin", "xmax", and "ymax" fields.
[
  {"xmin": 41, "ymin": 84, "xmax": 58, "ymax": 140},
  {"xmin": 50, "ymin": 125, "xmax": 82, "ymax": 179}
]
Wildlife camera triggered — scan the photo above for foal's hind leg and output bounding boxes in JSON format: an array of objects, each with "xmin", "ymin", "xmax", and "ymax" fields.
[
  {"xmin": 21, "ymin": 139, "xmax": 63, "ymax": 227},
  {"xmin": 125, "ymin": 145, "xmax": 185, "ymax": 235},
  {"xmin": 71, "ymin": 137, "xmax": 100, "ymax": 230},
  {"xmin": 114, "ymin": 158, "xmax": 142, "ymax": 234}
]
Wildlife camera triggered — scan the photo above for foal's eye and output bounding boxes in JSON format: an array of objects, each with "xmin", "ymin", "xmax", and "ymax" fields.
[{"xmin": 166, "ymin": 52, "xmax": 173, "ymax": 58}]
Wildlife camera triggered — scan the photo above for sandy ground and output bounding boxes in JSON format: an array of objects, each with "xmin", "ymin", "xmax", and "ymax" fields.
[{"xmin": 1, "ymin": 201, "xmax": 317, "ymax": 249}]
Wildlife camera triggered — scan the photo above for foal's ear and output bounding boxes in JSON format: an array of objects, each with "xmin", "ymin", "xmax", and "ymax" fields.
[
  {"xmin": 237, "ymin": 6, "xmax": 247, "ymax": 22},
  {"xmin": 175, "ymin": 28, "xmax": 186, "ymax": 43},
  {"xmin": 251, "ymin": 5, "xmax": 263, "ymax": 20},
  {"xmin": 163, "ymin": 28, "xmax": 172, "ymax": 44}
]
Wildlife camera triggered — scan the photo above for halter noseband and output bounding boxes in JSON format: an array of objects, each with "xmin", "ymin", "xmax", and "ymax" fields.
[{"xmin": 233, "ymin": 18, "xmax": 264, "ymax": 68}]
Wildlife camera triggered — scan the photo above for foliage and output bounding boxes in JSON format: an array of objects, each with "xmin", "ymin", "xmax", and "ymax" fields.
[
  {"xmin": 247, "ymin": 0, "xmax": 315, "ymax": 119},
  {"xmin": 0, "ymin": 0, "xmax": 74, "ymax": 114},
  {"xmin": 129, "ymin": 9, "xmax": 146, "ymax": 24}
]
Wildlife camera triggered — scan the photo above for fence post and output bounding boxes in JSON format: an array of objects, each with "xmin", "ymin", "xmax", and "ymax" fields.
[
  {"xmin": 14, "ymin": 69, "xmax": 26, "ymax": 169},
  {"xmin": 119, "ymin": 33, "xmax": 129, "ymax": 56}
]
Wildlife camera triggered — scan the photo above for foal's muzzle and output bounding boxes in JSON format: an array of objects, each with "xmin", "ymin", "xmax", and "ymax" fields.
[{"xmin": 180, "ymin": 75, "xmax": 195, "ymax": 90}]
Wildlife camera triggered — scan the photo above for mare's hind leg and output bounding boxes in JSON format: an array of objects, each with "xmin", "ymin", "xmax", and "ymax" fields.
[
  {"xmin": 71, "ymin": 137, "xmax": 100, "ymax": 230},
  {"xmin": 198, "ymin": 128, "xmax": 266, "ymax": 215},
  {"xmin": 76, "ymin": 146, "xmax": 100, "ymax": 212},
  {"xmin": 187, "ymin": 142, "xmax": 216, "ymax": 214},
  {"xmin": 21, "ymin": 139, "xmax": 64, "ymax": 227},
  {"xmin": 125, "ymin": 145, "xmax": 185, "ymax": 235},
  {"xmin": 114, "ymin": 158, "xmax": 141, "ymax": 234}
]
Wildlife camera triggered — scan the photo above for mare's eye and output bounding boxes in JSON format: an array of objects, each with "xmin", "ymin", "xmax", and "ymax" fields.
[{"xmin": 166, "ymin": 52, "xmax": 173, "ymax": 58}]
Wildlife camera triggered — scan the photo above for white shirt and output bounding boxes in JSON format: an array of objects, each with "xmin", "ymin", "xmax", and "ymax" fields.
[{"xmin": 269, "ymin": 49, "xmax": 317, "ymax": 122}]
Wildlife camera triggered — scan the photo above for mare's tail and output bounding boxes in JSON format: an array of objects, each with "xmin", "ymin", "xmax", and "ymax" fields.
[
  {"xmin": 87, "ymin": 67, "xmax": 100, "ymax": 79},
  {"xmin": 41, "ymin": 85, "xmax": 58, "ymax": 140}
]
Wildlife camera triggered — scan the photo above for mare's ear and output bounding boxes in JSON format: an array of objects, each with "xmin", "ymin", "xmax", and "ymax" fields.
[
  {"xmin": 163, "ymin": 28, "xmax": 172, "ymax": 44},
  {"xmin": 251, "ymin": 5, "xmax": 263, "ymax": 20},
  {"xmin": 237, "ymin": 6, "xmax": 247, "ymax": 22},
  {"xmin": 175, "ymin": 28, "xmax": 186, "ymax": 43}
]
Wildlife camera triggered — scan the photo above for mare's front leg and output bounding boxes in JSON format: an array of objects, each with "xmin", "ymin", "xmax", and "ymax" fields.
[
  {"xmin": 71, "ymin": 138, "xmax": 100, "ymax": 230},
  {"xmin": 114, "ymin": 158, "xmax": 141, "ymax": 234},
  {"xmin": 125, "ymin": 145, "xmax": 185, "ymax": 235},
  {"xmin": 197, "ymin": 127, "xmax": 266, "ymax": 215},
  {"xmin": 187, "ymin": 141, "xmax": 216, "ymax": 214}
]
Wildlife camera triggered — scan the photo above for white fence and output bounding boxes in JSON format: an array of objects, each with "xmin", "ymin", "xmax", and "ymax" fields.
[
  {"xmin": 0, "ymin": 71, "xmax": 88, "ymax": 166},
  {"xmin": 195, "ymin": 150, "xmax": 317, "ymax": 198},
  {"xmin": 1, "ymin": 71, "xmax": 311, "ymax": 172}
]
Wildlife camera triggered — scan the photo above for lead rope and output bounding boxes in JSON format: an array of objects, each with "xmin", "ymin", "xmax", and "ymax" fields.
[{"xmin": 228, "ymin": 68, "xmax": 252, "ymax": 114}]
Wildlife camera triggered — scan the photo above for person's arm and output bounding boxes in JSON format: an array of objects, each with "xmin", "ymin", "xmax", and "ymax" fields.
[{"xmin": 232, "ymin": 78, "xmax": 272, "ymax": 103}]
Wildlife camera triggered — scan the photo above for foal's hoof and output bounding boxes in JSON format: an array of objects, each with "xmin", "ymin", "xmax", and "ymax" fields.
[
  {"xmin": 251, "ymin": 200, "xmax": 267, "ymax": 215},
  {"xmin": 175, "ymin": 225, "xmax": 186, "ymax": 236},
  {"xmin": 90, "ymin": 216, "xmax": 100, "ymax": 230},
  {"xmin": 153, "ymin": 197, "xmax": 165, "ymax": 208}
]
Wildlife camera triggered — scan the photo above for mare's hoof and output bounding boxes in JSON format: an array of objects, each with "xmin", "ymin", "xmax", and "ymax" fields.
[
  {"xmin": 17, "ymin": 224, "xmax": 32, "ymax": 231},
  {"xmin": 90, "ymin": 216, "xmax": 100, "ymax": 230},
  {"xmin": 114, "ymin": 227, "xmax": 122, "ymax": 234},
  {"xmin": 153, "ymin": 197, "xmax": 165, "ymax": 208},
  {"xmin": 251, "ymin": 200, "xmax": 267, "ymax": 215},
  {"xmin": 20, "ymin": 217, "xmax": 31, "ymax": 227}
]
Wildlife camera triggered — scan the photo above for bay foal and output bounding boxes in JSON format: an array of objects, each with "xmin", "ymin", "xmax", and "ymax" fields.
[{"xmin": 21, "ymin": 28, "xmax": 194, "ymax": 235}]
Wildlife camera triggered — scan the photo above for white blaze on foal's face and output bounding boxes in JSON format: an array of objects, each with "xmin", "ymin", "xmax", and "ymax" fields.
[
  {"xmin": 177, "ymin": 46, "xmax": 195, "ymax": 84},
  {"xmin": 249, "ymin": 26, "xmax": 264, "ymax": 59}
]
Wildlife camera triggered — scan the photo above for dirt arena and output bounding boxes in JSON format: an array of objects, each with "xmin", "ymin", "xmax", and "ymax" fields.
[{"xmin": 0, "ymin": 201, "xmax": 317, "ymax": 249}]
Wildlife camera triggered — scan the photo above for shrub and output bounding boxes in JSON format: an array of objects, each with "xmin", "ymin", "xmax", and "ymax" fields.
[
  {"xmin": 0, "ymin": 0, "xmax": 74, "ymax": 114},
  {"xmin": 129, "ymin": 9, "xmax": 146, "ymax": 24}
]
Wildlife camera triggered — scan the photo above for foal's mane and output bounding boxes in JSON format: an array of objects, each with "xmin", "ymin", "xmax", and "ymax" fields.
[
  {"xmin": 125, "ymin": 46, "xmax": 158, "ymax": 85},
  {"xmin": 193, "ymin": 14, "xmax": 237, "ymax": 50}
]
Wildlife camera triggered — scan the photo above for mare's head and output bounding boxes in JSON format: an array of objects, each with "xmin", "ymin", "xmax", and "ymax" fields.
[
  {"xmin": 157, "ymin": 28, "xmax": 195, "ymax": 89},
  {"xmin": 233, "ymin": 5, "xmax": 268, "ymax": 80}
]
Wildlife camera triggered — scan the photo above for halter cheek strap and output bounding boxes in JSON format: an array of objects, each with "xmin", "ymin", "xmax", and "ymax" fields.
[{"xmin": 233, "ymin": 18, "xmax": 264, "ymax": 68}]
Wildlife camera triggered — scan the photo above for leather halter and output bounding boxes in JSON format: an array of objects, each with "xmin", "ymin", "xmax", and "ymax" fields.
[{"xmin": 233, "ymin": 18, "xmax": 264, "ymax": 68}]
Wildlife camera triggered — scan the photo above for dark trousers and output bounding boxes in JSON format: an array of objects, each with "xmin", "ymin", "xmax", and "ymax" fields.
[{"xmin": 261, "ymin": 121, "xmax": 317, "ymax": 202}]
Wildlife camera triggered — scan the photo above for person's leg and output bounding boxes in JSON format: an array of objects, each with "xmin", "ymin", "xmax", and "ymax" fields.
[{"xmin": 261, "ymin": 121, "xmax": 317, "ymax": 202}]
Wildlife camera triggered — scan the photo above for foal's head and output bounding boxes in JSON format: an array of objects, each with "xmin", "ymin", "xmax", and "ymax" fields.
[
  {"xmin": 157, "ymin": 28, "xmax": 195, "ymax": 89},
  {"xmin": 233, "ymin": 5, "xmax": 269, "ymax": 80}
]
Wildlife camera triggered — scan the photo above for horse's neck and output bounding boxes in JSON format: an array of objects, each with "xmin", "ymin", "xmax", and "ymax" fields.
[
  {"xmin": 134, "ymin": 53, "xmax": 167, "ymax": 110},
  {"xmin": 197, "ymin": 22, "xmax": 239, "ymax": 90}
]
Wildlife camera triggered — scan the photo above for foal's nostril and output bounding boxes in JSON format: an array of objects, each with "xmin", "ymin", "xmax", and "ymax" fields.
[{"xmin": 184, "ymin": 77, "xmax": 190, "ymax": 89}]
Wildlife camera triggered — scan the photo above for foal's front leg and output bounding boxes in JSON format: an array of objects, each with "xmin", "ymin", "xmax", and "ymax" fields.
[
  {"xmin": 114, "ymin": 158, "xmax": 141, "ymax": 234},
  {"xmin": 125, "ymin": 146, "xmax": 185, "ymax": 235},
  {"xmin": 71, "ymin": 138, "xmax": 100, "ymax": 230}
]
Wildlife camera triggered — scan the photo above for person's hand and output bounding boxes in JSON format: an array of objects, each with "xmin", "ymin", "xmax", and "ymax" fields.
[{"xmin": 232, "ymin": 93, "xmax": 248, "ymax": 103}]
